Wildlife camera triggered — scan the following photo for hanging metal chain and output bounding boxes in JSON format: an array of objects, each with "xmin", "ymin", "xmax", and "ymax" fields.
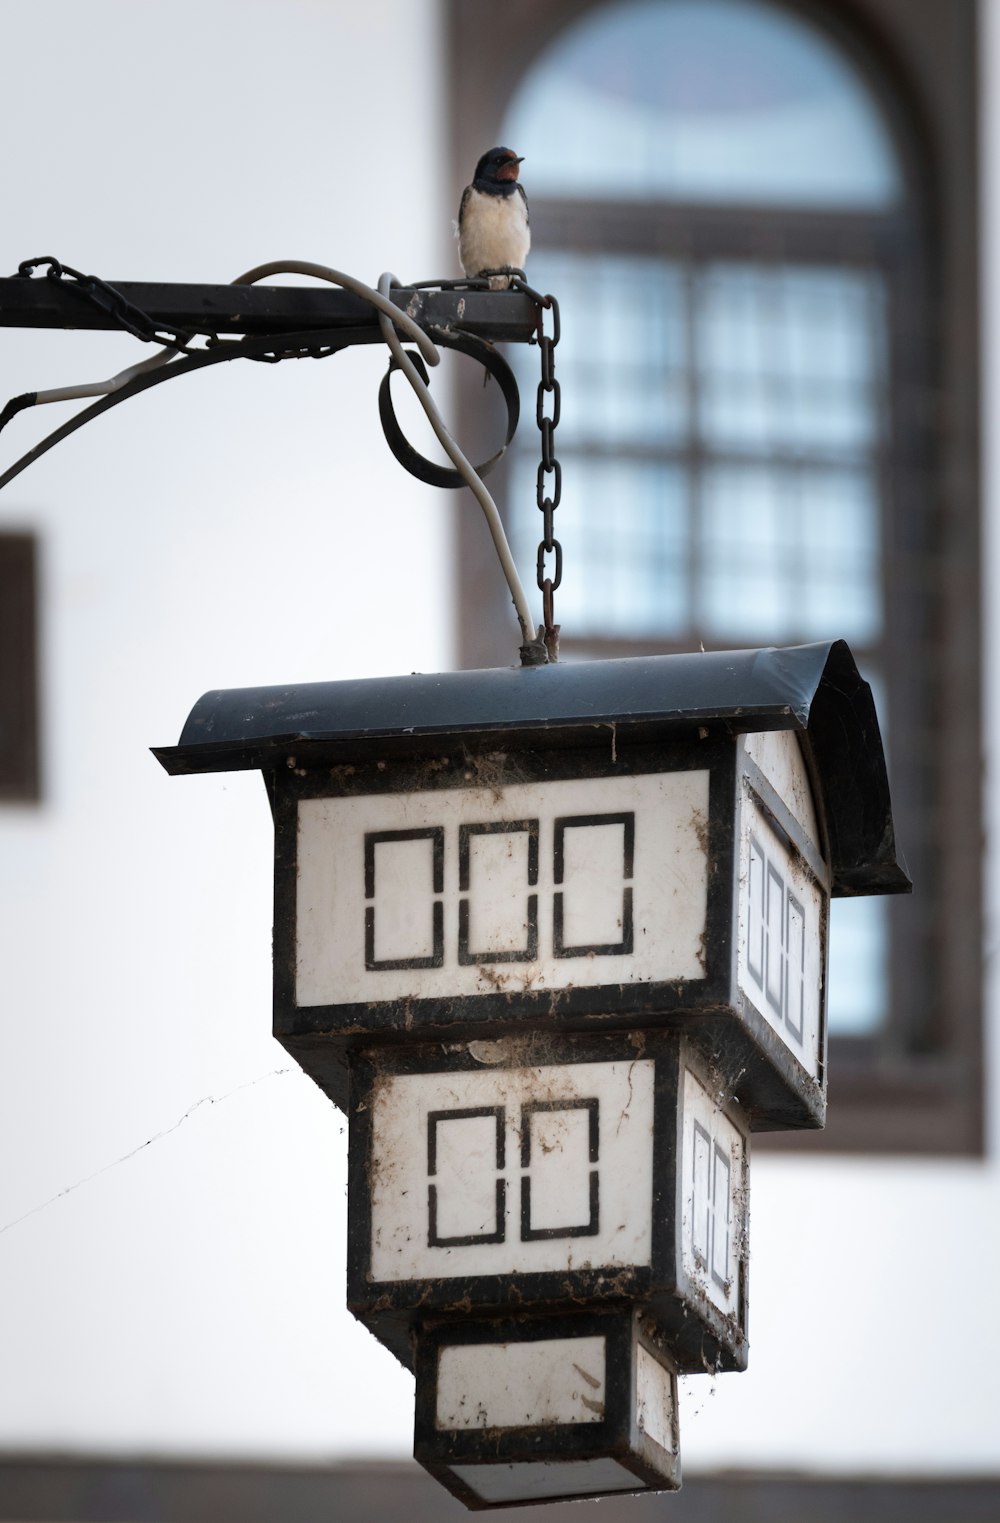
[
  {"xmin": 15, "ymin": 256, "xmax": 198, "ymax": 352},
  {"xmin": 520, "ymin": 285, "xmax": 562, "ymax": 662}
]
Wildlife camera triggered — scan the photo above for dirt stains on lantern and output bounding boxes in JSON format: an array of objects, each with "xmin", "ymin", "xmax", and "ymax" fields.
[{"xmin": 156, "ymin": 641, "xmax": 907, "ymax": 1508}]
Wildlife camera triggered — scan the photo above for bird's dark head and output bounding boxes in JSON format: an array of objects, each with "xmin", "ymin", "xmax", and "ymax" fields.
[{"xmin": 473, "ymin": 146, "xmax": 525, "ymax": 190}]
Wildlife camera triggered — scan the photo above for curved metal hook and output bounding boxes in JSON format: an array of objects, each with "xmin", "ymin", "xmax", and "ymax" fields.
[{"xmin": 377, "ymin": 329, "xmax": 519, "ymax": 490}]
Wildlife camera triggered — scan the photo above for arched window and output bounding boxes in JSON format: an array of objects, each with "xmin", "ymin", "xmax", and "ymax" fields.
[
  {"xmin": 450, "ymin": 0, "xmax": 982, "ymax": 1152},
  {"xmin": 510, "ymin": 0, "xmax": 901, "ymax": 204},
  {"xmin": 500, "ymin": 0, "xmax": 906, "ymax": 1039}
]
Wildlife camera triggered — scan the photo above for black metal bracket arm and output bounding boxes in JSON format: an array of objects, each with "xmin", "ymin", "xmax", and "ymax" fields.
[
  {"xmin": 0, "ymin": 277, "xmax": 539, "ymax": 346},
  {"xmin": 0, "ymin": 260, "xmax": 549, "ymax": 662},
  {"xmin": 0, "ymin": 268, "xmax": 536, "ymax": 499}
]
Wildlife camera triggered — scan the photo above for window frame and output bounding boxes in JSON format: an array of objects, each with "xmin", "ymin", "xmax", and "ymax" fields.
[
  {"xmin": 0, "ymin": 531, "xmax": 40, "ymax": 803},
  {"xmin": 503, "ymin": 196, "xmax": 906, "ymax": 662},
  {"xmin": 448, "ymin": 0, "xmax": 982, "ymax": 1154}
]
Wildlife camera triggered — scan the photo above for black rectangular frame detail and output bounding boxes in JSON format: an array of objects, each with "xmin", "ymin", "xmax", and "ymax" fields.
[
  {"xmin": 690, "ymin": 1119, "xmax": 712, "ymax": 1267},
  {"xmin": 426, "ymin": 1104, "xmax": 507, "ymax": 1248},
  {"xmin": 457, "ymin": 818, "xmax": 540, "ymax": 965},
  {"xmin": 519, "ymin": 1095, "xmax": 599, "ymax": 1240},
  {"xmin": 364, "ymin": 827, "xmax": 445, "ymax": 971},
  {"xmin": 733, "ymin": 770, "xmax": 830, "ymax": 1108},
  {"xmin": 710, "ymin": 1140, "xmax": 731, "ymax": 1293},
  {"xmin": 553, "ymin": 811, "xmax": 635, "ymax": 958},
  {"xmin": 785, "ymin": 890, "xmax": 806, "ymax": 1043}
]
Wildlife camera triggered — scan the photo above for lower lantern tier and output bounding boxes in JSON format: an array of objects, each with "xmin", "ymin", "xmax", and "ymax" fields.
[{"xmin": 414, "ymin": 1308, "xmax": 681, "ymax": 1508}]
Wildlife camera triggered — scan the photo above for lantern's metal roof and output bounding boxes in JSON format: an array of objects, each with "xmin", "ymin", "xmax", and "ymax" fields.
[{"xmin": 153, "ymin": 640, "xmax": 909, "ymax": 896}]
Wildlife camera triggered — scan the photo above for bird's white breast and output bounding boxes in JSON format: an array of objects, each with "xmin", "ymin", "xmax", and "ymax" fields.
[{"xmin": 459, "ymin": 187, "xmax": 530, "ymax": 282}]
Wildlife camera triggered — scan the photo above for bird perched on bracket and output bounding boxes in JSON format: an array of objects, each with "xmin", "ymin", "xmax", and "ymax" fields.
[{"xmin": 457, "ymin": 146, "xmax": 530, "ymax": 290}]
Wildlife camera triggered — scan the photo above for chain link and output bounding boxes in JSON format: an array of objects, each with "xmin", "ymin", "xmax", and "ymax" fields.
[
  {"xmin": 509, "ymin": 275, "xmax": 563, "ymax": 660},
  {"xmin": 16, "ymin": 256, "xmax": 197, "ymax": 352},
  {"xmin": 529, "ymin": 290, "xmax": 562, "ymax": 659}
]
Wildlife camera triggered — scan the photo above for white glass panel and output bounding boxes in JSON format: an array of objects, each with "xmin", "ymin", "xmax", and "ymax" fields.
[
  {"xmin": 636, "ymin": 1343, "xmax": 677, "ymax": 1455},
  {"xmin": 505, "ymin": 0, "xmax": 902, "ymax": 208},
  {"xmin": 370, "ymin": 836, "xmax": 438, "ymax": 963},
  {"xmin": 747, "ymin": 840, "xmax": 765, "ymax": 986},
  {"xmin": 437, "ymin": 1337, "xmax": 607, "ymax": 1429},
  {"xmin": 370, "ymin": 1062, "xmax": 655, "ymax": 1282},
  {"xmin": 463, "ymin": 827, "xmax": 534, "ymax": 958},
  {"xmin": 299, "ymin": 775, "xmax": 709, "ymax": 1008},
  {"xmin": 691, "ymin": 1124, "xmax": 711, "ymax": 1262},
  {"xmin": 558, "ymin": 818, "xmax": 629, "ymax": 948},
  {"xmin": 431, "ymin": 1113, "xmax": 502, "ymax": 1242},
  {"xmin": 710, "ymin": 1145, "xmax": 731, "ymax": 1287},
  {"xmin": 681, "ymin": 1069, "xmax": 746, "ymax": 1316},
  {"xmin": 737, "ymin": 793, "xmax": 823, "ymax": 1074},
  {"xmin": 524, "ymin": 1106, "xmax": 595, "ymax": 1233},
  {"xmin": 764, "ymin": 863, "xmax": 785, "ymax": 1014},
  {"xmin": 786, "ymin": 895, "xmax": 806, "ymax": 1042}
]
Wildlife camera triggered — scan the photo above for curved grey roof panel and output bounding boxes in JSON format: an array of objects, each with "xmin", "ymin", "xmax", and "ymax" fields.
[{"xmin": 153, "ymin": 641, "xmax": 909, "ymax": 897}]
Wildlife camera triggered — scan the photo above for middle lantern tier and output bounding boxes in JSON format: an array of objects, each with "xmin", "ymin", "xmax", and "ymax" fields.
[{"xmin": 346, "ymin": 1030, "xmax": 750, "ymax": 1376}]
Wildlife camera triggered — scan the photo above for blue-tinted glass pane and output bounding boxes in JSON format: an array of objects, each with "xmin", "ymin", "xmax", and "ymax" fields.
[
  {"xmin": 826, "ymin": 652, "xmax": 889, "ymax": 1036},
  {"xmin": 828, "ymin": 897, "xmax": 888, "ymax": 1034},
  {"xmin": 505, "ymin": 0, "xmax": 902, "ymax": 208},
  {"xmin": 507, "ymin": 250, "xmax": 886, "ymax": 647},
  {"xmin": 513, "ymin": 251, "xmax": 689, "ymax": 447},
  {"xmin": 698, "ymin": 462, "xmax": 882, "ymax": 643},
  {"xmin": 796, "ymin": 468, "xmax": 882, "ymax": 642},
  {"xmin": 696, "ymin": 264, "xmax": 886, "ymax": 455},
  {"xmin": 510, "ymin": 453, "xmax": 690, "ymax": 637},
  {"xmin": 699, "ymin": 464, "xmax": 790, "ymax": 633}
]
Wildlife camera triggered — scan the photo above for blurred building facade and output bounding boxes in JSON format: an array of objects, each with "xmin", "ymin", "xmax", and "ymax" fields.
[{"xmin": 0, "ymin": 1, "xmax": 997, "ymax": 1518}]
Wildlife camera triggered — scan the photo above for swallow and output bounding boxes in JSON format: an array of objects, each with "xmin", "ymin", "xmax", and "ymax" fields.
[{"xmin": 457, "ymin": 147, "xmax": 530, "ymax": 290}]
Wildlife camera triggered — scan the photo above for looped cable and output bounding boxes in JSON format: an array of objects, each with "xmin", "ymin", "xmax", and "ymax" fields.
[
  {"xmin": 374, "ymin": 272, "xmax": 541, "ymax": 655},
  {"xmin": 230, "ymin": 261, "xmax": 439, "ymax": 369}
]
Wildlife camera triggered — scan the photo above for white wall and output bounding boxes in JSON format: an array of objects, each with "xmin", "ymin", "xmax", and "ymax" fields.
[
  {"xmin": 0, "ymin": 0, "xmax": 450, "ymax": 1458},
  {"xmin": 0, "ymin": 0, "xmax": 997, "ymax": 1477}
]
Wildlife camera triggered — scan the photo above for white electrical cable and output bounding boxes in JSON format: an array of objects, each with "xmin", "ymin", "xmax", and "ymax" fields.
[
  {"xmin": 231, "ymin": 261, "xmax": 440, "ymax": 370},
  {"xmin": 30, "ymin": 346, "xmax": 178, "ymax": 409},
  {"xmin": 376, "ymin": 271, "xmax": 538, "ymax": 646},
  {"xmin": 9, "ymin": 259, "xmax": 541, "ymax": 650},
  {"xmin": 19, "ymin": 262, "xmax": 439, "ymax": 419},
  {"xmin": 233, "ymin": 261, "xmax": 539, "ymax": 649}
]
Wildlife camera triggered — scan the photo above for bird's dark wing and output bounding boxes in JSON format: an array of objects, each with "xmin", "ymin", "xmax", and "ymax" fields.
[
  {"xmin": 516, "ymin": 182, "xmax": 529, "ymax": 224},
  {"xmin": 458, "ymin": 184, "xmax": 472, "ymax": 225}
]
